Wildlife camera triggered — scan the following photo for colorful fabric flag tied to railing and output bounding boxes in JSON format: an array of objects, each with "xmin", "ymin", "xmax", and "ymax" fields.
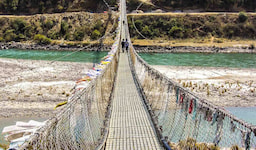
[
  {"xmin": 72, "ymin": 17, "xmax": 121, "ymax": 92},
  {"xmin": 55, "ymin": 17, "xmax": 121, "ymax": 109}
]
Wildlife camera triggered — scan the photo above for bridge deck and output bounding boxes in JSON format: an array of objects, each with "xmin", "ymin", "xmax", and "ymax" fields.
[{"xmin": 105, "ymin": 53, "xmax": 162, "ymax": 150}]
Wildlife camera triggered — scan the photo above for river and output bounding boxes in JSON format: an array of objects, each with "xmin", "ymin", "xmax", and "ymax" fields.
[
  {"xmin": 0, "ymin": 49, "xmax": 107, "ymax": 63},
  {"xmin": 139, "ymin": 53, "xmax": 256, "ymax": 68},
  {"xmin": 0, "ymin": 50, "xmax": 255, "ymax": 148},
  {"xmin": 1, "ymin": 49, "xmax": 256, "ymax": 68}
]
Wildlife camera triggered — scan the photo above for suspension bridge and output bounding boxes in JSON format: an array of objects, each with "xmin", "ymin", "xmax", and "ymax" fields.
[{"xmin": 20, "ymin": 0, "xmax": 256, "ymax": 149}]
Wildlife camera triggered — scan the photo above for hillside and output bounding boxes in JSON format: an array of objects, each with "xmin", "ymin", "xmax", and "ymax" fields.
[
  {"xmin": 127, "ymin": 0, "xmax": 256, "ymax": 12},
  {"xmin": 0, "ymin": 0, "xmax": 255, "ymax": 15},
  {"xmin": 0, "ymin": 12, "xmax": 118, "ymax": 45},
  {"xmin": 127, "ymin": 12, "xmax": 256, "ymax": 47},
  {"xmin": 0, "ymin": 0, "xmax": 117, "ymax": 14}
]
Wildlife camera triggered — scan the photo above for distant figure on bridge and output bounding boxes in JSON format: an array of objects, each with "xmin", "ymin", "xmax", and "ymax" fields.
[
  {"xmin": 121, "ymin": 39, "xmax": 125, "ymax": 53},
  {"xmin": 125, "ymin": 39, "xmax": 129, "ymax": 52}
]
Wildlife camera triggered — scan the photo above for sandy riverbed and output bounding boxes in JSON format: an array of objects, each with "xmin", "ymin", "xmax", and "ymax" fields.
[
  {"xmin": 153, "ymin": 65, "xmax": 256, "ymax": 107},
  {"xmin": 0, "ymin": 58, "xmax": 92, "ymax": 119}
]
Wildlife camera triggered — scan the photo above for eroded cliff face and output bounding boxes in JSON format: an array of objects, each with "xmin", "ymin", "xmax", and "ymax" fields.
[{"xmin": 0, "ymin": 12, "xmax": 118, "ymax": 43}]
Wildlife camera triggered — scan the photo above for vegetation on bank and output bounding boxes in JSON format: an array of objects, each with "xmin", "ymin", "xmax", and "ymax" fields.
[
  {"xmin": 0, "ymin": 12, "xmax": 117, "ymax": 45},
  {"xmin": 0, "ymin": 0, "xmax": 117, "ymax": 14},
  {"xmin": 128, "ymin": 12, "xmax": 256, "ymax": 41},
  {"xmin": 126, "ymin": 0, "xmax": 256, "ymax": 12},
  {"xmin": 0, "ymin": 0, "xmax": 255, "ymax": 15},
  {"xmin": 1, "ymin": 12, "xmax": 256, "ymax": 47},
  {"xmin": 150, "ymin": 0, "xmax": 256, "ymax": 12}
]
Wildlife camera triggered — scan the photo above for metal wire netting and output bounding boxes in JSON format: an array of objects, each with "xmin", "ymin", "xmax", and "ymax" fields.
[
  {"xmin": 19, "ymin": 29, "xmax": 120, "ymax": 150},
  {"xmin": 129, "ymin": 46, "xmax": 256, "ymax": 149}
]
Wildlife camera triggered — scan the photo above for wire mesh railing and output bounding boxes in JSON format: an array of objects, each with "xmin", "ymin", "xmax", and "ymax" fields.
[
  {"xmin": 19, "ymin": 18, "xmax": 121, "ymax": 150},
  {"xmin": 129, "ymin": 45, "xmax": 256, "ymax": 149}
]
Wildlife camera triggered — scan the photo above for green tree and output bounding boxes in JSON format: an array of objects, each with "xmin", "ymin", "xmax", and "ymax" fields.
[
  {"xmin": 73, "ymin": 29, "xmax": 85, "ymax": 41},
  {"xmin": 141, "ymin": 25, "xmax": 152, "ymax": 38},
  {"xmin": 168, "ymin": 26, "xmax": 184, "ymax": 38}
]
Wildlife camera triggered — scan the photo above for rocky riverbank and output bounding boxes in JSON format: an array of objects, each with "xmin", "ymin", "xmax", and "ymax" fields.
[
  {"xmin": 0, "ymin": 58, "xmax": 92, "ymax": 119},
  {"xmin": 1, "ymin": 42, "xmax": 256, "ymax": 53},
  {"xmin": 1, "ymin": 57, "xmax": 255, "ymax": 119},
  {"xmin": 134, "ymin": 45, "xmax": 256, "ymax": 53},
  {"xmin": 154, "ymin": 65, "xmax": 256, "ymax": 107},
  {"xmin": 0, "ymin": 42, "xmax": 111, "ymax": 51}
]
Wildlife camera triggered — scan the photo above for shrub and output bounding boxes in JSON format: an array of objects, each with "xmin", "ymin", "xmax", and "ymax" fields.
[
  {"xmin": 11, "ymin": 18, "xmax": 27, "ymax": 34},
  {"xmin": 8, "ymin": 0, "xmax": 19, "ymax": 11},
  {"xmin": 152, "ymin": 28, "xmax": 160, "ymax": 37},
  {"xmin": 64, "ymin": 33, "xmax": 70, "ymax": 40},
  {"xmin": 213, "ymin": 38, "xmax": 224, "ymax": 43},
  {"xmin": 44, "ymin": 20, "xmax": 54, "ymax": 29},
  {"xmin": 168, "ymin": 26, "xmax": 184, "ymax": 38},
  {"xmin": 141, "ymin": 25, "xmax": 152, "ymax": 37},
  {"xmin": 56, "ymin": 4, "xmax": 64, "ymax": 12},
  {"xmin": 39, "ymin": 1, "xmax": 45, "ymax": 13},
  {"xmin": 33, "ymin": 34, "xmax": 51, "ymax": 45},
  {"xmin": 223, "ymin": 24, "xmax": 239, "ymax": 38},
  {"xmin": 91, "ymin": 29, "xmax": 101, "ymax": 40},
  {"xmin": 4, "ymin": 29, "xmax": 17, "ymax": 42},
  {"xmin": 17, "ymin": 33, "xmax": 26, "ymax": 41},
  {"xmin": 168, "ymin": 18, "xmax": 178, "ymax": 28},
  {"xmin": 249, "ymin": 44, "xmax": 255, "ymax": 49},
  {"xmin": 134, "ymin": 19, "xmax": 143, "ymax": 31},
  {"xmin": 24, "ymin": 25, "xmax": 34, "ymax": 38},
  {"xmin": 47, "ymin": 30, "xmax": 59, "ymax": 39},
  {"xmin": 60, "ymin": 21, "xmax": 69, "ymax": 36},
  {"xmin": 94, "ymin": 20, "xmax": 103, "ymax": 31},
  {"xmin": 238, "ymin": 12, "xmax": 248, "ymax": 23},
  {"xmin": 73, "ymin": 29, "xmax": 85, "ymax": 41}
]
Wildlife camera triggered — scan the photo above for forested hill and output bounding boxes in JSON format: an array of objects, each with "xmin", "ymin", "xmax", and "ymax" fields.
[
  {"xmin": 0, "ymin": 0, "xmax": 117, "ymax": 14},
  {"xmin": 151, "ymin": 0, "xmax": 256, "ymax": 12},
  {"xmin": 128, "ymin": 0, "xmax": 256, "ymax": 12},
  {"xmin": 0, "ymin": 0, "xmax": 255, "ymax": 15}
]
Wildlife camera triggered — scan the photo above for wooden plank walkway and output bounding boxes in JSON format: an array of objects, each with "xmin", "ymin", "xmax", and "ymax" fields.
[{"xmin": 105, "ymin": 53, "xmax": 162, "ymax": 150}]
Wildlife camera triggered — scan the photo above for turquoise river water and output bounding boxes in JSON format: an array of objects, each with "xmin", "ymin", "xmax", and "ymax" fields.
[
  {"xmin": 0, "ymin": 49, "xmax": 255, "ymax": 148},
  {"xmin": 0, "ymin": 49, "xmax": 107, "ymax": 63},
  {"xmin": 139, "ymin": 52, "xmax": 256, "ymax": 68}
]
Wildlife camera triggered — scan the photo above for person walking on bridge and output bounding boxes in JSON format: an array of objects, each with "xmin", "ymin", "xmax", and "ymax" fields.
[
  {"xmin": 125, "ymin": 39, "xmax": 129, "ymax": 53},
  {"xmin": 121, "ymin": 39, "xmax": 125, "ymax": 53}
]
